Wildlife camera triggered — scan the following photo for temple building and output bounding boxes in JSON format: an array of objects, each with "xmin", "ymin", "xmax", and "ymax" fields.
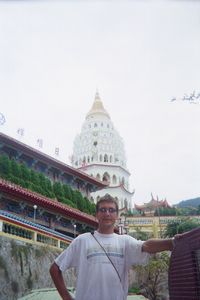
[
  {"xmin": 0, "ymin": 132, "xmax": 107, "ymax": 247},
  {"xmin": 71, "ymin": 91, "xmax": 134, "ymax": 210},
  {"xmin": 134, "ymin": 195, "xmax": 171, "ymax": 217}
]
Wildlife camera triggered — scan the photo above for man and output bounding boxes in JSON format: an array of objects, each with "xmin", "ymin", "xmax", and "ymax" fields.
[{"xmin": 50, "ymin": 194, "xmax": 174, "ymax": 300}]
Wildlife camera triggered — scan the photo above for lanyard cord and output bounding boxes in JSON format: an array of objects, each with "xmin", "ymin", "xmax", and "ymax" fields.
[{"xmin": 91, "ymin": 232, "xmax": 122, "ymax": 283}]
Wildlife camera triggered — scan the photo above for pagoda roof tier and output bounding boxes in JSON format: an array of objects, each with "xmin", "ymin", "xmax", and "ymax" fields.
[
  {"xmin": 78, "ymin": 163, "xmax": 130, "ymax": 175},
  {"xmin": 108, "ymin": 183, "xmax": 135, "ymax": 195},
  {"xmin": 135, "ymin": 198, "xmax": 171, "ymax": 211}
]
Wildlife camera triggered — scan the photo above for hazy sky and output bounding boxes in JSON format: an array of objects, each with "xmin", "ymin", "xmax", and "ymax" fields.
[{"xmin": 0, "ymin": 0, "xmax": 200, "ymax": 206}]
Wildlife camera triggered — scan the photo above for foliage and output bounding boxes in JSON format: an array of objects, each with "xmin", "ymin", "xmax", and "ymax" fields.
[
  {"xmin": 175, "ymin": 206, "xmax": 200, "ymax": 216},
  {"xmin": 74, "ymin": 190, "xmax": 83, "ymax": 210},
  {"xmin": 155, "ymin": 207, "xmax": 177, "ymax": 216},
  {"xmin": 128, "ymin": 286, "xmax": 141, "ymax": 294},
  {"xmin": 0, "ymin": 154, "xmax": 95, "ymax": 215},
  {"xmin": 127, "ymin": 209, "xmax": 141, "ymax": 216},
  {"xmin": 10, "ymin": 159, "xmax": 21, "ymax": 178},
  {"xmin": 164, "ymin": 217, "xmax": 200, "ymax": 237},
  {"xmin": 0, "ymin": 154, "xmax": 11, "ymax": 179},
  {"xmin": 62, "ymin": 197, "xmax": 77, "ymax": 208},
  {"xmin": 20, "ymin": 163, "xmax": 30, "ymax": 181},
  {"xmin": 135, "ymin": 252, "xmax": 170, "ymax": 300},
  {"xmin": 30, "ymin": 169, "xmax": 40, "ymax": 186},
  {"xmin": 63, "ymin": 184, "xmax": 73, "ymax": 201},
  {"xmin": 129, "ymin": 227, "xmax": 149, "ymax": 241},
  {"xmin": 53, "ymin": 181, "xmax": 65, "ymax": 200}
]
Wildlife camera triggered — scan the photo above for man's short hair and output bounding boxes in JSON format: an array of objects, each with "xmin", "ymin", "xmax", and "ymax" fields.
[{"xmin": 96, "ymin": 194, "xmax": 119, "ymax": 213}]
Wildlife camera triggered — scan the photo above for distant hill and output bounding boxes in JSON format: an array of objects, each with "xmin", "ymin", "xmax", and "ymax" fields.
[{"xmin": 176, "ymin": 197, "xmax": 200, "ymax": 208}]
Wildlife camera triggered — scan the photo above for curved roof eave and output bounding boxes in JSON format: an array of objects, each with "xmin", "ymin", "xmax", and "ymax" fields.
[
  {"xmin": 106, "ymin": 184, "xmax": 134, "ymax": 195},
  {"xmin": 78, "ymin": 163, "xmax": 130, "ymax": 175}
]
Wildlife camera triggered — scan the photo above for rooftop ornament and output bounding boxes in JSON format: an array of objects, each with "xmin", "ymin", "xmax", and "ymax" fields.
[{"xmin": 0, "ymin": 113, "xmax": 6, "ymax": 125}]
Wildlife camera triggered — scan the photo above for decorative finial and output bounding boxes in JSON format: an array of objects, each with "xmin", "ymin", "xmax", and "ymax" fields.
[{"xmin": 95, "ymin": 88, "xmax": 100, "ymax": 101}]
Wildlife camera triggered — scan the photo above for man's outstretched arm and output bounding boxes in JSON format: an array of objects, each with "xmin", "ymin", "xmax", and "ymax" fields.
[
  {"xmin": 49, "ymin": 262, "xmax": 73, "ymax": 300},
  {"xmin": 142, "ymin": 238, "xmax": 174, "ymax": 253}
]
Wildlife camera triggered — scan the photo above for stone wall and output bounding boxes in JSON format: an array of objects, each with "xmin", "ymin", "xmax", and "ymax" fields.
[{"xmin": 0, "ymin": 236, "xmax": 76, "ymax": 300}]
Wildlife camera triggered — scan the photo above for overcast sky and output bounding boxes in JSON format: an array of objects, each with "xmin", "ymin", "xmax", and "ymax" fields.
[{"xmin": 0, "ymin": 0, "xmax": 200, "ymax": 206}]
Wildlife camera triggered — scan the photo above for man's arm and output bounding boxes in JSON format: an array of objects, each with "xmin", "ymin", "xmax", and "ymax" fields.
[
  {"xmin": 49, "ymin": 262, "xmax": 73, "ymax": 300},
  {"xmin": 142, "ymin": 238, "xmax": 174, "ymax": 253}
]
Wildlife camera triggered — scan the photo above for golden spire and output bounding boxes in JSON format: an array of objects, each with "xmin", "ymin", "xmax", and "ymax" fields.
[{"xmin": 86, "ymin": 91, "xmax": 110, "ymax": 119}]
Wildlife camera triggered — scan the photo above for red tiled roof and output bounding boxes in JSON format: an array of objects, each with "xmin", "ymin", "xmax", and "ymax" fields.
[{"xmin": 135, "ymin": 198, "xmax": 171, "ymax": 210}]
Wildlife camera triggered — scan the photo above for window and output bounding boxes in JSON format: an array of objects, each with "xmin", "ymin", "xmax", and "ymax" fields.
[
  {"xmin": 102, "ymin": 172, "xmax": 110, "ymax": 183},
  {"xmin": 96, "ymin": 173, "xmax": 101, "ymax": 180},
  {"xmin": 112, "ymin": 175, "xmax": 117, "ymax": 184},
  {"xmin": 104, "ymin": 154, "xmax": 108, "ymax": 162}
]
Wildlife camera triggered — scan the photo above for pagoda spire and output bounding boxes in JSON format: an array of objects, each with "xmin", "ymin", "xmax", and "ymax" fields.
[{"xmin": 86, "ymin": 91, "xmax": 110, "ymax": 119}]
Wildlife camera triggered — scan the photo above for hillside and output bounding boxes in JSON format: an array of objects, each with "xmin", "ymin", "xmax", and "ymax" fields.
[{"xmin": 176, "ymin": 197, "xmax": 200, "ymax": 208}]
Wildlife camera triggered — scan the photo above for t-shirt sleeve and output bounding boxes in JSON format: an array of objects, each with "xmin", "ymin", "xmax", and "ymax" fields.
[
  {"xmin": 125, "ymin": 235, "xmax": 150, "ymax": 266},
  {"xmin": 55, "ymin": 238, "xmax": 80, "ymax": 272}
]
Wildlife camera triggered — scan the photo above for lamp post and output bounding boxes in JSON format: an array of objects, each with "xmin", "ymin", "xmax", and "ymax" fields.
[
  {"xmin": 33, "ymin": 205, "xmax": 37, "ymax": 223},
  {"xmin": 124, "ymin": 219, "xmax": 129, "ymax": 234},
  {"xmin": 73, "ymin": 224, "xmax": 77, "ymax": 238},
  {"xmin": 118, "ymin": 218, "xmax": 124, "ymax": 235}
]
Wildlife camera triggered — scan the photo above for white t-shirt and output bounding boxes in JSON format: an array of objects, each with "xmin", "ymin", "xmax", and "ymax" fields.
[{"xmin": 55, "ymin": 231, "xmax": 149, "ymax": 300}]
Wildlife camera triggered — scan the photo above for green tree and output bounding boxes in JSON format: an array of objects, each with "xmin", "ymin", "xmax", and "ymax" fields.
[
  {"xmin": 44, "ymin": 177, "xmax": 55, "ymax": 198},
  {"xmin": 135, "ymin": 252, "xmax": 170, "ymax": 300},
  {"xmin": 129, "ymin": 227, "xmax": 149, "ymax": 241},
  {"xmin": 0, "ymin": 154, "xmax": 95, "ymax": 215},
  {"xmin": 37, "ymin": 173, "xmax": 54, "ymax": 197},
  {"xmin": 155, "ymin": 207, "xmax": 177, "ymax": 216},
  {"xmin": 20, "ymin": 163, "xmax": 30, "ymax": 181},
  {"xmin": 85, "ymin": 200, "xmax": 96, "ymax": 215},
  {"xmin": 71, "ymin": 189, "xmax": 78, "ymax": 207},
  {"xmin": 10, "ymin": 159, "xmax": 21, "ymax": 178},
  {"xmin": 0, "ymin": 154, "xmax": 11, "ymax": 178},
  {"xmin": 164, "ymin": 217, "xmax": 200, "ymax": 237},
  {"xmin": 30, "ymin": 170, "xmax": 40, "ymax": 186},
  {"xmin": 53, "ymin": 182, "xmax": 64, "ymax": 201},
  {"xmin": 62, "ymin": 198, "xmax": 77, "ymax": 208},
  {"xmin": 74, "ymin": 190, "xmax": 85, "ymax": 211},
  {"xmin": 63, "ymin": 184, "xmax": 73, "ymax": 201}
]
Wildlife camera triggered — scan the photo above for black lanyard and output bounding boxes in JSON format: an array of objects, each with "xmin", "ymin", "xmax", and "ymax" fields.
[{"xmin": 91, "ymin": 232, "xmax": 122, "ymax": 283}]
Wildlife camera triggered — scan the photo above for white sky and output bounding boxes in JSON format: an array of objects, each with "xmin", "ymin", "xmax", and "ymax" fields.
[{"xmin": 0, "ymin": 0, "xmax": 200, "ymax": 206}]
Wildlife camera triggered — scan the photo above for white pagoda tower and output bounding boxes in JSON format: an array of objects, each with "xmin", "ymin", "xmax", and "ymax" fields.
[{"xmin": 71, "ymin": 92, "xmax": 134, "ymax": 209}]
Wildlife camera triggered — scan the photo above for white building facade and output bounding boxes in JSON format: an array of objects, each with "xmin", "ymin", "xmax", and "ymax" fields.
[{"xmin": 71, "ymin": 92, "xmax": 134, "ymax": 209}]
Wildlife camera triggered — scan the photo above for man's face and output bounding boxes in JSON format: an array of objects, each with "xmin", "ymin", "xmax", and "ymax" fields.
[{"xmin": 96, "ymin": 201, "xmax": 118, "ymax": 231}]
